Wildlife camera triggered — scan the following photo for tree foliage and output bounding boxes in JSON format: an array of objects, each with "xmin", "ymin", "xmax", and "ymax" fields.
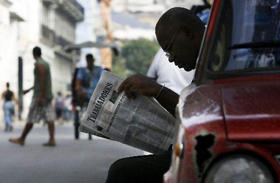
[{"xmin": 112, "ymin": 39, "xmax": 159, "ymax": 78}]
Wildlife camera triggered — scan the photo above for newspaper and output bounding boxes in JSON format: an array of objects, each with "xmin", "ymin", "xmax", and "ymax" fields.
[{"xmin": 80, "ymin": 71, "xmax": 177, "ymax": 153}]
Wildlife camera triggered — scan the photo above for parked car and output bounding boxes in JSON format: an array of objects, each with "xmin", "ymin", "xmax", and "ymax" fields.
[{"xmin": 164, "ymin": 0, "xmax": 280, "ymax": 182}]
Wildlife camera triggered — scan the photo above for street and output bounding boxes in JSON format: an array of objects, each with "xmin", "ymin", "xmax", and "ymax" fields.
[{"xmin": 0, "ymin": 123, "xmax": 143, "ymax": 183}]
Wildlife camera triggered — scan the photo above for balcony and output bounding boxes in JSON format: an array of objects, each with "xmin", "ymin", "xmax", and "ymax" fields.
[
  {"xmin": 43, "ymin": 0, "xmax": 84, "ymax": 22},
  {"xmin": 54, "ymin": 35, "xmax": 73, "ymax": 61},
  {"xmin": 55, "ymin": 35, "xmax": 72, "ymax": 48},
  {"xmin": 68, "ymin": 0, "xmax": 84, "ymax": 16},
  {"xmin": 41, "ymin": 25, "xmax": 55, "ymax": 45},
  {"xmin": 42, "ymin": 0, "xmax": 55, "ymax": 6}
]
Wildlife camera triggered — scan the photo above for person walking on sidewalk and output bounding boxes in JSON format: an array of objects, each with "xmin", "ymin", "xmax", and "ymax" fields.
[
  {"xmin": 55, "ymin": 91, "xmax": 64, "ymax": 124},
  {"xmin": 2, "ymin": 82, "xmax": 17, "ymax": 132},
  {"xmin": 9, "ymin": 46, "xmax": 56, "ymax": 146},
  {"xmin": 73, "ymin": 54, "xmax": 103, "ymax": 140}
]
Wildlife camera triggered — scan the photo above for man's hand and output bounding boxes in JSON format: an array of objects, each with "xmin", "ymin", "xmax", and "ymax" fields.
[
  {"xmin": 23, "ymin": 90, "xmax": 29, "ymax": 95},
  {"xmin": 118, "ymin": 74, "xmax": 179, "ymax": 116},
  {"xmin": 23, "ymin": 87, "xmax": 33, "ymax": 95},
  {"xmin": 77, "ymin": 88, "xmax": 86, "ymax": 97},
  {"xmin": 22, "ymin": 89, "xmax": 30, "ymax": 95},
  {"xmin": 117, "ymin": 74, "xmax": 162, "ymax": 99},
  {"xmin": 76, "ymin": 88, "xmax": 88, "ymax": 105}
]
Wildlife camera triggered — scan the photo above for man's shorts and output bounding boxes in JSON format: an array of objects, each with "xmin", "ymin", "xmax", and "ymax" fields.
[{"xmin": 27, "ymin": 98, "xmax": 55, "ymax": 123}]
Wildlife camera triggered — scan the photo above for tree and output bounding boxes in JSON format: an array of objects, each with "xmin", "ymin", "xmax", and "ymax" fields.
[{"xmin": 113, "ymin": 39, "xmax": 159, "ymax": 78}]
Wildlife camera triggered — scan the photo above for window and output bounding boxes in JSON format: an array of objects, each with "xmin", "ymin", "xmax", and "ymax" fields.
[{"xmin": 208, "ymin": 0, "xmax": 280, "ymax": 73}]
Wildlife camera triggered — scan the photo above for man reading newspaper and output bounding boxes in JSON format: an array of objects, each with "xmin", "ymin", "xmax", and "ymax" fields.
[{"xmin": 105, "ymin": 7, "xmax": 205, "ymax": 183}]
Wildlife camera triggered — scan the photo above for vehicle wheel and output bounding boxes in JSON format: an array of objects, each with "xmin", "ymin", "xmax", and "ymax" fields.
[{"xmin": 204, "ymin": 154, "xmax": 275, "ymax": 183}]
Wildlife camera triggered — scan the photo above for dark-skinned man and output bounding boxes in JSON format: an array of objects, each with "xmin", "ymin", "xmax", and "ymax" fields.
[
  {"xmin": 9, "ymin": 47, "xmax": 56, "ymax": 146},
  {"xmin": 106, "ymin": 7, "xmax": 205, "ymax": 183}
]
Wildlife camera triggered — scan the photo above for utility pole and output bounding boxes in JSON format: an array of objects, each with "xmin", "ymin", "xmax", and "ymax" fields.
[{"xmin": 18, "ymin": 56, "xmax": 23, "ymax": 120}]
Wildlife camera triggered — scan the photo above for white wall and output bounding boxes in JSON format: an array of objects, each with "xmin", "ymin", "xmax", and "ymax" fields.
[
  {"xmin": 55, "ymin": 13, "xmax": 76, "ymax": 42},
  {"xmin": 52, "ymin": 54, "xmax": 72, "ymax": 95},
  {"xmin": 0, "ymin": 4, "xmax": 16, "ymax": 92},
  {"xmin": 0, "ymin": 0, "xmax": 38, "ymax": 119}
]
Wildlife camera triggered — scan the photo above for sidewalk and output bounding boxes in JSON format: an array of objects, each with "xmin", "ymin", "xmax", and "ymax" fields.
[
  {"xmin": 0, "ymin": 125, "xmax": 143, "ymax": 183},
  {"xmin": 0, "ymin": 118, "xmax": 25, "ymax": 129},
  {"xmin": 0, "ymin": 117, "xmax": 73, "ymax": 130}
]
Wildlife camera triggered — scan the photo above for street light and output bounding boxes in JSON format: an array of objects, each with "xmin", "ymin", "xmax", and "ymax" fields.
[
  {"xmin": 64, "ymin": 40, "xmax": 121, "ymax": 55},
  {"xmin": 64, "ymin": 40, "xmax": 121, "ymax": 76}
]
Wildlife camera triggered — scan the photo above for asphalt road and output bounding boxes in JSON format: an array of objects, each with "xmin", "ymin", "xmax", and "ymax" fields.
[{"xmin": 0, "ymin": 124, "xmax": 143, "ymax": 183}]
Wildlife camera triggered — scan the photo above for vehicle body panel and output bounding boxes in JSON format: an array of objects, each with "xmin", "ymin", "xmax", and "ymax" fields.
[
  {"xmin": 165, "ymin": 79, "xmax": 280, "ymax": 183},
  {"xmin": 164, "ymin": 0, "xmax": 280, "ymax": 182},
  {"xmin": 222, "ymin": 75, "xmax": 280, "ymax": 141}
]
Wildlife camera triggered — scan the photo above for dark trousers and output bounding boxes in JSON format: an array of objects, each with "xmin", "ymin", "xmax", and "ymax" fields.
[
  {"xmin": 106, "ymin": 150, "xmax": 172, "ymax": 183},
  {"xmin": 74, "ymin": 109, "xmax": 91, "ymax": 140},
  {"xmin": 74, "ymin": 110, "xmax": 80, "ymax": 139}
]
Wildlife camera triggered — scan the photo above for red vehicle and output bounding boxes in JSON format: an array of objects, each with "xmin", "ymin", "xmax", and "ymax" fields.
[{"xmin": 165, "ymin": 0, "xmax": 280, "ymax": 183}]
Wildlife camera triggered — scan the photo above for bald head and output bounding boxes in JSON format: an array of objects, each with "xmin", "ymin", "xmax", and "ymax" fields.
[
  {"xmin": 156, "ymin": 7, "xmax": 204, "ymax": 51},
  {"xmin": 155, "ymin": 7, "xmax": 205, "ymax": 71}
]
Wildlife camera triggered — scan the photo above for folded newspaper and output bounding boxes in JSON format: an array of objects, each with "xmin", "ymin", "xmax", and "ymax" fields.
[{"xmin": 80, "ymin": 71, "xmax": 177, "ymax": 153}]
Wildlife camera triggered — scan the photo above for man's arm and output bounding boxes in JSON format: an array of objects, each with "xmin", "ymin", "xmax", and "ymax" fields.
[
  {"xmin": 75, "ymin": 78, "xmax": 82, "ymax": 93},
  {"xmin": 75, "ymin": 69, "xmax": 86, "ymax": 96},
  {"xmin": 117, "ymin": 74, "xmax": 179, "ymax": 116},
  {"xmin": 75, "ymin": 78, "xmax": 86, "ymax": 97},
  {"xmin": 23, "ymin": 87, "xmax": 34, "ymax": 95},
  {"xmin": 155, "ymin": 86, "xmax": 179, "ymax": 116},
  {"xmin": 1, "ymin": 91, "xmax": 6, "ymax": 100},
  {"xmin": 12, "ymin": 92, "xmax": 18, "ymax": 104}
]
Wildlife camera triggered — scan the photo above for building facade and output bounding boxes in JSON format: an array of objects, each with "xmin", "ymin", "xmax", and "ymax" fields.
[
  {"xmin": 112, "ymin": 0, "xmax": 203, "ymax": 26},
  {"xmin": 75, "ymin": 0, "xmax": 102, "ymax": 68},
  {"xmin": 41, "ymin": 0, "xmax": 84, "ymax": 95},
  {"xmin": 0, "ymin": 0, "xmax": 84, "ymax": 120}
]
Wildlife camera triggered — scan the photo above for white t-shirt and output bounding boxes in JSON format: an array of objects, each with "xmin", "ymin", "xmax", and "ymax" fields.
[{"xmin": 147, "ymin": 49, "xmax": 195, "ymax": 94}]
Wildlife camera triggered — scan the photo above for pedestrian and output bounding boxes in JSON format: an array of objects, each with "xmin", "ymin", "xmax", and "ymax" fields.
[
  {"xmin": 73, "ymin": 54, "xmax": 103, "ymax": 140},
  {"xmin": 105, "ymin": 7, "xmax": 205, "ymax": 183},
  {"xmin": 1, "ymin": 82, "xmax": 17, "ymax": 132},
  {"xmin": 9, "ymin": 46, "xmax": 56, "ymax": 146},
  {"xmin": 55, "ymin": 91, "xmax": 64, "ymax": 124},
  {"xmin": 63, "ymin": 94, "xmax": 72, "ymax": 121}
]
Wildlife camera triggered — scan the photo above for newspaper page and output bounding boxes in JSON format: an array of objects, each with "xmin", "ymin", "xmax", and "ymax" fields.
[{"xmin": 80, "ymin": 71, "xmax": 178, "ymax": 153}]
